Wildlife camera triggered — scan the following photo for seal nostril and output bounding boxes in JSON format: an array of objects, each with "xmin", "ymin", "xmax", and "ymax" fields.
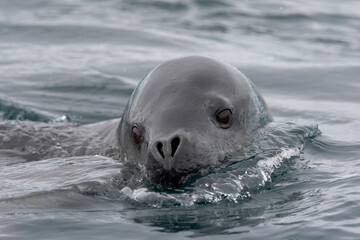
[
  {"xmin": 171, "ymin": 137, "xmax": 180, "ymax": 157},
  {"xmin": 157, "ymin": 142, "xmax": 165, "ymax": 159}
]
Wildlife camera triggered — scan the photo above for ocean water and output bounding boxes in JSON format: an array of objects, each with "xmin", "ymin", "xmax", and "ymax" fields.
[{"xmin": 0, "ymin": 0, "xmax": 360, "ymax": 239}]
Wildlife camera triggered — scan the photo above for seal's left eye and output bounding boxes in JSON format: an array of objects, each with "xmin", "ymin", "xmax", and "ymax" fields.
[
  {"xmin": 132, "ymin": 126, "xmax": 142, "ymax": 145},
  {"xmin": 216, "ymin": 109, "xmax": 232, "ymax": 127}
]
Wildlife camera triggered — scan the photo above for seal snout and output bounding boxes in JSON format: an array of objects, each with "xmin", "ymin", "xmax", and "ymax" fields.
[{"xmin": 149, "ymin": 135, "xmax": 183, "ymax": 171}]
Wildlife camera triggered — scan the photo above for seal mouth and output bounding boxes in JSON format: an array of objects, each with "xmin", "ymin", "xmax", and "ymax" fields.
[
  {"xmin": 147, "ymin": 168, "xmax": 188, "ymax": 189},
  {"xmin": 146, "ymin": 155, "xmax": 199, "ymax": 189}
]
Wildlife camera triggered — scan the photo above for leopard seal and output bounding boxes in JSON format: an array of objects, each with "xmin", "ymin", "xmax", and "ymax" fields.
[{"xmin": 116, "ymin": 56, "xmax": 273, "ymax": 187}]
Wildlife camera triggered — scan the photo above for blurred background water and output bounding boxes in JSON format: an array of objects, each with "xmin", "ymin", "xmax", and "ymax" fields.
[{"xmin": 0, "ymin": 0, "xmax": 359, "ymax": 239}]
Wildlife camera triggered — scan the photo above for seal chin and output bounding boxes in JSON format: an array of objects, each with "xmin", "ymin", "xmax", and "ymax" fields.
[
  {"xmin": 146, "ymin": 154, "xmax": 198, "ymax": 188},
  {"xmin": 147, "ymin": 168, "xmax": 188, "ymax": 189}
]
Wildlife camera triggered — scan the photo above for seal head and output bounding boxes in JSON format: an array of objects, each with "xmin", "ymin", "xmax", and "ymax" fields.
[{"xmin": 117, "ymin": 56, "xmax": 272, "ymax": 188}]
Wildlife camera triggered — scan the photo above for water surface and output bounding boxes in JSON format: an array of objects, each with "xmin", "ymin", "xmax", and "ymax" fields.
[{"xmin": 0, "ymin": 0, "xmax": 360, "ymax": 239}]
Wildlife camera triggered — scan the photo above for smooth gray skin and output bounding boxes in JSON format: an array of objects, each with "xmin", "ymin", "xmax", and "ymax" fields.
[{"xmin": 117, "ymin": 56, "xmax": 273, "ymax": 187}]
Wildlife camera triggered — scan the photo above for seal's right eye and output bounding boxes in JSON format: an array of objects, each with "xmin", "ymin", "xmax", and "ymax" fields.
[
  {"xmin": 132, "ymin": 126, "xmax": 142, "ymax": 145},
  {"xmin": 215, "ymin": 109, "xmax": 233, "ymax": 128}
]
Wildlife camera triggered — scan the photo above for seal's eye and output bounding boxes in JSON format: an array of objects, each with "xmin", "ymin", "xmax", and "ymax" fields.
[
  {"xmin": 132, "ymin": 126, "xmax": 142, "ymax": 145},
  {"xmin": 216, "ymin": 109, "xmax": 232, "ymax": 127}
]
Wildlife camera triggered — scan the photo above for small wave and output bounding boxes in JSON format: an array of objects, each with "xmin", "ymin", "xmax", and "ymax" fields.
[
  {"xmin": 0, "ymin": 99, "xmax": 51, "ymax": 122},
  {"xmin": 0, "ymin": 156, "xmax": 122, "ymax": 200},
  {"xmin": 308, "ymin": 136, "xmax": 360, "ymax": 155},
  {"xmin": 0, "ymin": 98, "xmax": 71, "ymax": 123}
]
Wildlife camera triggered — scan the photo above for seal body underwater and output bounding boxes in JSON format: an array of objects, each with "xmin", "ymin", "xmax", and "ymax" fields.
[{"xmin": 117, "ymin": 56, "xmax": 273, "ymax": 187}]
